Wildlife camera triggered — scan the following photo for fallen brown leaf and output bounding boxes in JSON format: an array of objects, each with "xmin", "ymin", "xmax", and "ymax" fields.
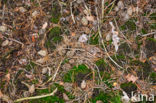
[{"xmin": 126, "ymin": 74, "xmax": 138, "ymax": 83}]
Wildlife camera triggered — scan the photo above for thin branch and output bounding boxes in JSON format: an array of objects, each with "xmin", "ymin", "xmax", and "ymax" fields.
[
  {"xmin": 3, "ymin": 36, "xmax": 24, "ymax": 47},
  {"xmin": 52, "ymin": 58, "xmax": 64, "ymax": 81},
  {"xmin": 140, "ymin": 31, "xmax": 156, "ymax": 37},
  {"xmin": 102, "ymin": 0, "xmax": 105, "ymax": 20},
  {"xmin": 70, "ymin": 2, "xmax": 75, "ymax": 24},
  {"xmin": 14, "ymin": 88, "xmax": 57, "ymax": 102}
]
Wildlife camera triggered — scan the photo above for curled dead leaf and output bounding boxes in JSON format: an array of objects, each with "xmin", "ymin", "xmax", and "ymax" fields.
[
  {"xmin": 126, "ymin": 74, "xmax": 138, "ymax": 83},
  {"xmin": 81, "ymin": 80, "xmax": 87, "ymax": 89},
  {"xmin": 36, "ymin": 56, "xmax": 49, "ymax": 64},
  {"xmin": 86, "ymin": 15, "xmax": 94, "ymax": 22},
  {"xmin": 63, "ymin": 93, "xmax": 69, "ymax": 101},
  {"xmin": 38, "ymin": 50, "xmax": 47, "ymax": 57},
  {"xmin": 2, "ymin": 40, "xmax": 9, "ymax": 47},
  {"xmin": 42, "ymin": 22, "xmax": 48, "ymax": 29},
  {"xmin": 29, "ymin": 84, "xmax": 35, "ymax": 94},
  {"xmin": 5, "ymin": 73, "xmax": 10, "ymax": 81}
]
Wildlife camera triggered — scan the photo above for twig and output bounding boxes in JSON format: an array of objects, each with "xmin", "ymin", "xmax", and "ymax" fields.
[
  {"xmin": 104, "ymin": 0, "xmax": 116, "ymax": 12},
  {"xmin": 14, "ymin": 88, "xmax": 57, "ymax": 102},
  {"xmin": 3, "ymin": 36, "xmax": 24, "ymax": 47},
  {"xmin": 140, "ymin": 31, "xmax": 156, "ymax": 37},
  {"xmin": 108, "ymin": 0, "xmax": 115, "ymax": 14},
  {"xmin": 52, "ymin": 58, "xmax": 64, "ymax": 81},
  {"xmin": 102, "ymin": 0, "xmax": 105, "ymax": 20},
  {"xmin": 2, "ymin": 4, "xmax": 5, "ymax": 22},
  {"xmin": 70, "ymin": 2, "xmax": 75, "ymax": 24},
  {"xmin": 44, "ymin": 58, "xmax": 64, "ymax": 84}
]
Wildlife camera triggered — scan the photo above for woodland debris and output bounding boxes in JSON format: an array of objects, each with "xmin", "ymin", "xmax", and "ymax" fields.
[
  {"xmin": 2, "ymin": 39, "xmax": 9, "ymax": 47},
  {"xmin": 0, "ymin": 25, "xmax": 7, "ymax": 32}
]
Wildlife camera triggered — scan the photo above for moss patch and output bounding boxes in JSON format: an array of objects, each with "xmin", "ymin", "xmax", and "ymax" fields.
[
  {"xmin": 89, "ymin": 33, "xmax": 99, "ymax": 45},
  {"xmin": 91, "ymin": 90, "xmax": 122, "ymax": 103},
  {"xmin": 145, "ymin": 38, "xmax": 156, "ymax": 57},
  {"xmin": 51, "ymin": 4, "xmax": 61, "ymax": 24},
  {"xmin": 130, "ymin": 60, "xmax": 151, "ymax": 80},
  {"xmin": 45, "ymin": 27, "xmax": 62, "ymax": 50},
  {"xmin": 96, "ymin": 59, "xmax": 108, "ymax": 71},
  {"xmin": 120, "ymin": 18, "xmax": 136, "ymax": 31},
  {"xmin": 118, "ymin": 43, "xmax": 131, "ymax": 54},
  {"xmin": 25, "ymin": 61, "xmax": 36, "ymax": 71},
  {"xmin": 120, "ymin": 82, "xmax": 137, "ymax": 97},
  {"xmin": 30, "ymin": 83, "xmax": 74, "ymax": 103},
  {"xmin": 149, "ymin": 72, "xmax": 156, "ymax": 83},
  {"xmin": 63, "ymin": 64, "xmax": 91, "ymax": 83}
]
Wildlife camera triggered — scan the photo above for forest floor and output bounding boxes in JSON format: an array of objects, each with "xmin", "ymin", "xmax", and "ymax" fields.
[{"xmin": 0, "ymin": 0, "xmax": 156, "ymax": 103}]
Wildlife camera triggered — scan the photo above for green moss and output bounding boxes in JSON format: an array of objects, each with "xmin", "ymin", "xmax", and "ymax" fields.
[
  {"xmin": 125, "ymin": 19, "xmax": 136, "ymax": 31},
  {"xmin": 120, "ymin": 25, "xmax": 126, "ymax": 30},
  {"xmin": 91, "ymin": 91, "xmax": 122, "ymax": 103},
  {"xmin": 111, "ymin": 92, "xmax": 122, "ymax": 103},
  {"xmin": 0, "ymin": 81, "xmax": 5, "ymax": 89},
  {"xmin": 150, "ymin": 23, "xmax": 156, "ymax": 29},
  {"xmin": 141, "ymin": 28, "xmax": 147, "ymax": 34},
  {"xmin": 89, "ymin": 33, "xmax": 99, "ymax": 45},
  {"xmin": 49, "ymin": 27, "xmax": 61, "ymax": 38},
  {"xmin": 96, "ymin": 59, "xmax": 108, "ymax": 71},
  {"xmin": 30, "ymin": 95, "xmax": 64, "ymax": 103},
  {"xmin": 131, "ymin": 60, "xmax": 152, "ymax": 79},
  {"xmin": 51, "ymin": 5, "xmax": 61, "ymax": 24},
  {"xmin": 149, "ymin": 72, "xmax": 156, "ymax": 83},
  {"xmin": 111, "ymin": 54, "xmax": 126, "ymax": 66},
  {"xmin": 52, "ymin": 36, "xmax": 62, "ymax": 43},
  {"xmin": 147, "ymin": 37, "xmax": 156, "ymax": 42},
  {"xmin": 31, "ymin": 80, "xmax": 38, "ymax": 84},
  {"xmin": 135, "ymin": 35, "xmax": 142, "ymax": 49},
  {"xmin": 45, "ymin": 27, "xmax": 62, "ymax": 50},
  {"xmin": 63, "ymin": 64, "xmax": 91, "ymax": 82},
  {"xmin": 25, "ymin": 61, "xmax": 36, "ymax": 71},
  {"xmin": 96, "ymin": 59, "xmax": 106, "ymax": 66},
  {"xmin": 102, "ymin": 72, "xmax": 111, "ymax": 81},
  {"xmin": 0, "ymin": 38, "xmax": 2, "ymax": 46},
  {"xmin": 62, "ymin": 58, "xmax": 69, "ymax": 65},
  {"xmin": 120, "ymin": 82, "xmax": 137, "ymax": 95},
  {"xmin": 150, "ymin": 13, "xmax": 156, "ymax": 20},
  {"xmin": 105, "ymin": 2, "xmax": 109, "ymax": 6},
  {"xmin": 30, "ymin": 83, "xmax": 66, "ymax": 103},
  {"xmin": 92, "ymin": 92, "xmax": 111, "ymax": 103},
  {"xmin": 2, "ymin": 0, "xmax": 7, "ymax": 4},
  {"xmin": 145, "ymin": 38, "xmax": 156, "ymax": 57},
  {"xmin": 120, "ymin": 18, "xmax": 136, "ymax": 31},
  {"xmin": 118, "ymin": 43, "xmax": 131, "ymax": 54}
]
